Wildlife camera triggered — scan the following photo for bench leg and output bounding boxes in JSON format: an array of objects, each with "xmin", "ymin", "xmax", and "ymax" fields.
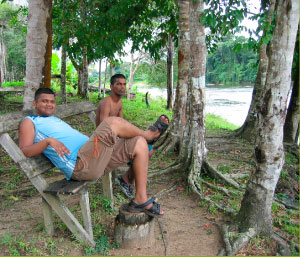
[
  {"xmin": 42, "ymin": 197, "xmax": 54, "ymax": 236},
  {"xmin": 79, "ymin": 188, "xmax": 93, "ymax": 239},
  {"xmin": 102, "ymin": 173, "xmax": 114, "ymax": 207}
]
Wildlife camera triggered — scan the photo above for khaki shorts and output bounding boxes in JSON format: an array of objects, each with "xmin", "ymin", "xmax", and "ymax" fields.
[{"xmin": 71, "ymin": 120, "xmax": 139, "ymax": 181}]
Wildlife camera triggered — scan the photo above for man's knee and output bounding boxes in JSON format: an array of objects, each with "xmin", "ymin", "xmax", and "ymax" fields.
[{"xmin": 134, "ymin": 136, "xmax": 148, "ymax": 153}]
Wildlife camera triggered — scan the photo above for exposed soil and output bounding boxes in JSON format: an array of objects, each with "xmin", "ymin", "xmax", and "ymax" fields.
[{"xmin": 0, "ymin": 102, "xmax": 298, "ymax": 256}]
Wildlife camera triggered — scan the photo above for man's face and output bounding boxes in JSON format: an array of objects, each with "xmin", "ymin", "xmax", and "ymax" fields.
[
  {"xmin": 111, "ymin": 78, "xmax": 126, "ymax": 96},
  {"xmin": 33, "ymin": 93, "xmax": 56, "ymax": 116}
]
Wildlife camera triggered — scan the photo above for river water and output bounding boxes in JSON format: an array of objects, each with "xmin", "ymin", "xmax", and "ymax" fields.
[{"xmin": 137, "ymin": 86, "xmax": 253, "ymax": 127}]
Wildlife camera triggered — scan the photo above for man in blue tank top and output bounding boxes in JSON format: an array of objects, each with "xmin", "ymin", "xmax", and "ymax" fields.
[{"xmin": 19, "ymin": 88, "xmax": 168, "ymax": 218}]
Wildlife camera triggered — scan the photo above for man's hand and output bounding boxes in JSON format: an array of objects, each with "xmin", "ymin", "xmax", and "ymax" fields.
[{"xmin": 47, "ymin": 137, "xmax": 70, "ymax": 157}]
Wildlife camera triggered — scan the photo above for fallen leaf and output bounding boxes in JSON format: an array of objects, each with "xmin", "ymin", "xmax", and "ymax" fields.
[
  {"xmin": 273, "ymin": 227, "xmax": 279, "ymax": 231},
  {"xmin": 9, "ymin": 195, "xmax": 19, "ymax": 201},
  {"xmin": 204, "ymin": 223, "xmax": 210, "ymax": 228}
]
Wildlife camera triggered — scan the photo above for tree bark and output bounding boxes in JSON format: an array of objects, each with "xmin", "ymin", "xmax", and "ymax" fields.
[
  {"xmin": 61, "ymin": 45, "xmax": 67, "ymax": 103},
  {"xmin": 98, "ymin": 59, "xmax": 102, "ymax": 97},
  {"xmin": 185, "ymin": 0, "xmax": 206, "ymax": 190},
  {"xmin": 167, "ymin": 34, "xmax": 174, "ymax": 110},
  {"xmin": 42, "ymin": 0, "xmax": 52, "ymax": 89},
  {"xmin": 237, "ymin": 0, "xmax": 299, "ymax": 234},
  {"xmin": 23, "ymin": 0, "xmax": 52, "ymax": 110},
  {"xmin": 284, "ymin": 39, "xmax": 299, "ymax": 144},
  {"xmin": 158, "ymin": 0, "xmax": 190, "ymax": 153},
  {"xmin": 235, "ymin": 0, "xmax": 276, "ymax": 141}
]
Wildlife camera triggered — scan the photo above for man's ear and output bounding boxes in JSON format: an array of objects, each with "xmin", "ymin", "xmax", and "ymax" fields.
[{"xmin": 33, "ymin": 100, "xmax": 37, "ymax": 108}]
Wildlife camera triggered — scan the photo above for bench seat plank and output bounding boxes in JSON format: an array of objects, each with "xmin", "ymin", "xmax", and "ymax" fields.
[{"xmin": 44, "ymin": 179, "xmax": 89, "ymax": 195}]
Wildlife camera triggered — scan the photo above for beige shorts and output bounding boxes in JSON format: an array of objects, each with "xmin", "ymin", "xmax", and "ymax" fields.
[{"xmin": 71, "ymin": 120, "xmax": 139, "ymax": 181}]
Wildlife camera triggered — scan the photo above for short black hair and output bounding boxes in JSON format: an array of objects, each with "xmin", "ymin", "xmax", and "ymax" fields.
[
  {"xmin": 34, "ymin": 87, "xmax": 56, "ymax": 101},
  {"xmin": 110, "ymin": 74, "xmax": 126, "ymax": 85}
]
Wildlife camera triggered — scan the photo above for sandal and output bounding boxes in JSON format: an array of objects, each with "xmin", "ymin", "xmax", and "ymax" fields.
[
  {"xmin": 148, "ymin": 114, "xmax": 169, "ymax": 145},
  {"xmin": 128, "ymin": 196, "xmax": 164, "ymax": 218}
]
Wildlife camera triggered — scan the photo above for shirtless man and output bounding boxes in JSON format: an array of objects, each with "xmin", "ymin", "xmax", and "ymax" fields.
[
  {"xmin": 96, "ymin": 74, "xmax": 152, "ymax": 199},
  {"xmin": 96, "ymin": 74, "xmax": 169, "ymax": 199}
]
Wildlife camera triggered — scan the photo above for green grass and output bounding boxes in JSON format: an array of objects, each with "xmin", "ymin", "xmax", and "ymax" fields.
[
  {"xmin": 1, "ymin": 81, "xmax": 24, "ymax": 87},
  {"xmin": 206, "ymin": 114, "xmax": 239, "ymax": 130}
]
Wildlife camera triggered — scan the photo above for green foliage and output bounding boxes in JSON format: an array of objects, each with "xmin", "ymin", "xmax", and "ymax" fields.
[
  {"xmin": 201, "ymin": 0, "xmax": 248, "ymax": 52},
  {"xmin": 206, "ymin": 114, "xmax": 239, "ymax": 130},
  {"xmin": 0, "ymin": 3, "xmax": 26, "ymax": 81},
  {"xmin": 85, "ymin": 235, "xmax": 119, "ymax": 256},
  {"xmin": 206, "ymin": 36, "xmax": 258, "ymax": 85},
  {"xmin": 1, "ymin": 81, "xmax": 24, "ymax": 87},
  {"xmin": 51, "ymin": 53, "xmax": 61, "ymax": 75},
  {"xmin": 122, "ymin": 93, "xmax": 173, "ymax": 129}
]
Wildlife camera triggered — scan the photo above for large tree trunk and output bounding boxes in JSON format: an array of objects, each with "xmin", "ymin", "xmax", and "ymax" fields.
[
  {"xmin": 235, "ymin": 0, "xmax": 276, "ymax": 141},
  {"xmin": 61, "ymin": 45, "xmax": 67, "ymax": 104},
  {"xmin": 185, "ymin": 0, "xmax": 207, "ymax": 191},
  {"xmin": 166, "ymin": 34, "xmax": 174, "ymax": 110},
  {"xmin": 23, "ymin": 0, "xmax": 52, "ymax": 110},
  {"xmin": 237, "ymin": 0, "xmax": 299, "ymax": 234},
  {"xmin": 284, "ymin": 38, "xmax": 299, "ymax": 144},
  {"xmin": 156, "ymin": 0, "xmax": 190, "ymax": 153}
]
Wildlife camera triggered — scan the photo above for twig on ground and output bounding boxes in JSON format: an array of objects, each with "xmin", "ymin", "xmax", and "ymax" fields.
[{"xmin": 157, "ymin": 218, "xmax": 168, "ymax": 256}]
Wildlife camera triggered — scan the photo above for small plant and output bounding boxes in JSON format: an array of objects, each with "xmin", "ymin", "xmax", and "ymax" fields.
[
  {"xmin": 217, "ymin": 164, "xmax": 231, "ymax": 174},
  {"xmin": 85, "ymin": 235, "xmax": 119, "ymax": 256}
]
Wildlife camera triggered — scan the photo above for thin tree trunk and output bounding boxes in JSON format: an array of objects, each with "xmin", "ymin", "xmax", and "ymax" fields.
[
  {"xmin": 127, "ymin": 52, "xmax": 143, "ymax": 99},
  {"xmin": 23, "ymin": 0, "xmax": 52, "ymax": 110},
  {"xmin": 98, "ymin": 59, "xmax": 102, "ymax": 98},
  {"xmin": 235, "ymin": 0, "xmax": 276, "ymax": 141},
  {"xmin": 82, "ymin": 51, "xmax": 89, "ymax": 99},
  {"xmin": 103, "ymin": 59, "xmax": 108, "ymax": 98},
  {"xmin": 0, "ymin": 26, "xmax": 7, "ymax": 84},
  {"xmin": 284, "ymin": 37, "xmax": 299, "ymax": 144},
  {"xmin": 42, "ymin": 0, "xmax": 52, "ymax": 89},
  {"xmin": 237, "ymin": 0, "xmax": 299, "ymax": 234},
  {"xmin": 61, "ymin": 45, "xmax": 67, "ymax": 103},
  {"xmin": 167, "ymin": 34, "xmax": 174, "ymax": 110}
]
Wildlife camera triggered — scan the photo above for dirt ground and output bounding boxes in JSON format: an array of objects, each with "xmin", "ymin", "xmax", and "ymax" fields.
[
  {"xmin": 0, "ymin": 164, "xmax": 225, "ymax": 256},
  {"xmin": 0, "ymin": 112, "xmax": 298, "ymax": 256}
]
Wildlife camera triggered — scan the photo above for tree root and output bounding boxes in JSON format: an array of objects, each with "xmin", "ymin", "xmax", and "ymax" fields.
[
  {"xmin": 218, "ymin": 225, "xmax": 257, "ymax": 256},
  {"xmin": 271, "ymin": 232, "xmax": 292, "ymax": 256},
  {"xmin": 200, "ymin": 179, "xmax": 236, "ymax": 197},
  {"xmin": 228, "ymin": 172, "xmax": 250, "ymax": 179},
  {"xmin": 188, "ymin": 163, "xmax": 236, "ymax": 214},
  {"xmin": 203, "ymin": 161, "xmax": 243, "ymax": 190},
  {"xmin": 274, "ymin": 197, "xmax": 299, "ymax": 210},
  {"xmin": 148, "ymin": 162, "xmax": 183, "ymax": 178},
  {"xmin": 154, "ymin": 178, "xmax": 185, "ymax": 200}
]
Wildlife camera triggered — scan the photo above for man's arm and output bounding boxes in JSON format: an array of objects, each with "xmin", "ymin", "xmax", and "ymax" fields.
[
  {"xmin": 118, "ymin": 103, "xmax": 124, "ymax": 119},
  {"xmin": 95, "ymin": 99, "xmax": 112, "ymax": 126},
  {"xmin": 19, "ymin": 118, "xmax": 70, "ymax": 157}
]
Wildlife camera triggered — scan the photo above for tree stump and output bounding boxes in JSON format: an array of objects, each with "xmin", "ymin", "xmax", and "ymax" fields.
[{"xmin": 114, "ymin": 203, "xmax": 155, "ymax": 248}]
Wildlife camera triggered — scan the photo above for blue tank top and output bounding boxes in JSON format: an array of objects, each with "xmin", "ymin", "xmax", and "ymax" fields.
[{"xmin": 25, "ymin": 115, "xmax": 89, "ymax": 180}]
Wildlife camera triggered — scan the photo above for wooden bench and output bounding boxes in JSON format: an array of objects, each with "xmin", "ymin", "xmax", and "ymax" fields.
[{"xmin": 0, "ymin": 101, "xmax": 114, "ymax": 247}]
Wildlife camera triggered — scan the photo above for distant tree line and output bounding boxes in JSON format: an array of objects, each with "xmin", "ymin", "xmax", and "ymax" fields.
[{"xmin": 88, "ymin": 36, "xmax": 257, "ymax": 88}]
